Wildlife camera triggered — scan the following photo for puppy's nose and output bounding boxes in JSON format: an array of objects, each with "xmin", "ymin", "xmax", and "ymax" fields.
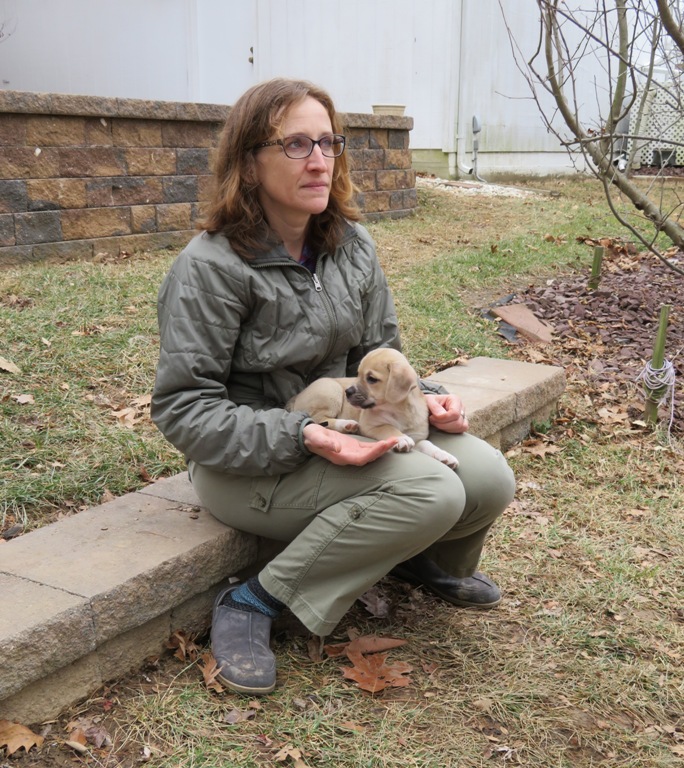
[{"xmin": 345, "ymin": 386, "xmax": 357, "ymax": 397}]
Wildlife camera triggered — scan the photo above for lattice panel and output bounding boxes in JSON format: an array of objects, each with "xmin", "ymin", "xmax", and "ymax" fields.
[{"xmin": 629, "ymin": 85, "xmax": 684, "ymax": 167}]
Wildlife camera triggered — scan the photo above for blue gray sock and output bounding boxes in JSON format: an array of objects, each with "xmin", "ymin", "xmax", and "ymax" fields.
[{"xmin": 227, "ymin": 576, "xmax": 285, "ymax": 619}]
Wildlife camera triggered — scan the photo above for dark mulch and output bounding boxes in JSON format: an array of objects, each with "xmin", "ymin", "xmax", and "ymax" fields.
[
  {"xmin": 494, "ymin": 238, "xmax": 683, "ymax": 434},
  {"xmin": 634, "ymin": 166, "xmax": 684, "ymax": 177}
]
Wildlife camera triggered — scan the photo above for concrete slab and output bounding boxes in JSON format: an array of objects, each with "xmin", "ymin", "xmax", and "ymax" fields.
[
  {"xmin": 138, "ymin": 471, "xmax": 201, "ymax": 505},
  {"xmin": 425, "ymin": 356, "xmax": 564, "ymax": 393},
  {"xmin": 1, "ymin": 493, "xmax": 258, "ymax": 644},
  {"xmin": 0, "ymin": 652, "xmax": 103, "ymax": 724},
  {"xmin": 444, "ymin": 385, "xmax": 517, "ymax": 439},
  {"xmin": 426, "ymin": 357, "xmax": 566, "ymax": 428},
  {"xmin": 0, "ymin": 574, "xmax": 95, "ymax": 700}
]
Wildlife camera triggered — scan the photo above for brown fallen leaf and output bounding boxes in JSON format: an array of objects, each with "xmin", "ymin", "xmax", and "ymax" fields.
[
  {"xmin": 0, "ymin": 719, "xmax": 45, "ymax": 756},
  {"xmin": 358, "ymin": 586, "xmax": 390, "ymax": 618},
  {"xmin": 521, "ymin": 440, "xmax": 562, "ymax": 457},
  {"xmin": 64, "ymin": 721, "xmax": 103, "ymax": 754},
  {"xmin": 111, "ymin": 406, "xmax": 137, "ymax": 428},
  {"xmin": 12, "ymin": 393, "xmax": 34, "ymax": 405},
  {"xmin": 306, "ymin": 635, "xmax": 323, "ymax": 663},
  {"xmin": 336, "ymin": 721, "xmax": 367, "ymax": 733},
  {"xmin": 274, "ymin": 743, "xmax": 311, "ymax": 768},
  {"xmin": 224, "ymin": 707, "xmax": 258, "ymax": 725},
  {"xmin": 342, "ymin": 651, "xmax": 413, "ymax": 693},
  {"xmin": 131, "ymin": 393, "xmax": 152, "ymax": 408},
  {"xmin": 166, "ymin": 630, "xmax": 201, "ymax": 662},
  {"xmin": 324, "ymin": 633, "xmax": 407, "ymax": 658},
  {"xmin": 0, "ymin": 356, "xmax": 21, "ymax": 374},
  {"xmin": 199, "ymin": 652, "xmax": 225, "ymax": 693}
]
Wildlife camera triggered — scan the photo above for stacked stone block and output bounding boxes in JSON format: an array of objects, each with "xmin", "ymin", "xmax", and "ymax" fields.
[
  {"xmin": 344, "ymin": 114, "xmax": 417, "ymax": 220},
  {"xmin": 0, "ymin": 92, "xmax": 416, "ymax": 267}
]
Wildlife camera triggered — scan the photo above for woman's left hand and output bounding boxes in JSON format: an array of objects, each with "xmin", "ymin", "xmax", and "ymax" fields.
[{"xmin": 425, "ymin": 393, "xmax": 469, "ymax": 434}]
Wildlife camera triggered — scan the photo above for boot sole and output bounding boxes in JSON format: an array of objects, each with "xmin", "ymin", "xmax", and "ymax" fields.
[
  {"xmin": 390, "ymin": 572, "xmax": 501, "ymax": 609},
  {"xmin": 216, "ymin": 671, "xmax": 276, "ymax": 696},
  {"xmin": 427, "ymin": 584, "xmax": 502, "ymax": 609}
]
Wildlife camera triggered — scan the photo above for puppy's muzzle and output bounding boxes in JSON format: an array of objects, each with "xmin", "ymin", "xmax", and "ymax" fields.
[{"xmin": 345, "ymin": 385, "xmax": 375, "ymax": 409}]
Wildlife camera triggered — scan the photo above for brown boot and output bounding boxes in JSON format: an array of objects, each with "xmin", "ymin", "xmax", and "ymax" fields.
[{"xmin": 390, "ymin": 553, "xmax": 501, "ymax": 608}]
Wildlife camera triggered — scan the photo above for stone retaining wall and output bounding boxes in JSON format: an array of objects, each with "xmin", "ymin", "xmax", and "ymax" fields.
[{"xmin": 0, "ymin": 91, "xmax": 416, "ymax": 267}]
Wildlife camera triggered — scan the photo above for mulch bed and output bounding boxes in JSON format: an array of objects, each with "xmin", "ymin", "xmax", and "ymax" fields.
[
  {"xmin": 494, "ymin": 238, "xmax": 683, "ymax": 435},
  {"xmin": 634, "ymin": 166, "xmax": 684, "ymax": 178}
]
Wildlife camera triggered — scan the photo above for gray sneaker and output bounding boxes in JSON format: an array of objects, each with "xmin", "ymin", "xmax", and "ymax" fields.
[{"xmin": 211, "ymin": 586, "xmax": 276, "ymax": 695}]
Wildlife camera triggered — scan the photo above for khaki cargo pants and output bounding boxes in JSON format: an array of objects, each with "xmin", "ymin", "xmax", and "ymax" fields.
[{"xmin": 189, "ymin": 431, "xmax": 515, "ymax": 637}]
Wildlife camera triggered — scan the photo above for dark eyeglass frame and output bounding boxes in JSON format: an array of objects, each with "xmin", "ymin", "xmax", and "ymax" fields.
[{"xmin": 253, "ymin": 133, "xmax": 346, "ymax": 159}]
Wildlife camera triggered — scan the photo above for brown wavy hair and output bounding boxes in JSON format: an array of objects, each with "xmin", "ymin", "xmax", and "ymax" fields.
[{"xmin": 198, "ymin": 78, "xmax": 360, "ymax": 259}]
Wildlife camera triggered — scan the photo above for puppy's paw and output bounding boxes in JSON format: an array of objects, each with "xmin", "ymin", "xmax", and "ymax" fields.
[
  {"xmin": 414, "ymin": 440, "xmax": 459, "ymax": 469},
  {"xmin": 393, "ymin": 435, "xmax": 415, "ymax": 453},
  {"xmin": 337, "ymin": 419, "xmax": 360, "ymax": 434},
  {"xmin": 435, "ymin": 449, "xmax": 459, "ymax": 469}
]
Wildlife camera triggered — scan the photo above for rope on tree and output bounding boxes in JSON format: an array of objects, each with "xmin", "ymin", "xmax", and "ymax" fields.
[{"xmin": 635, "ymin": 359, "xmax": 677, "ymax": 435}]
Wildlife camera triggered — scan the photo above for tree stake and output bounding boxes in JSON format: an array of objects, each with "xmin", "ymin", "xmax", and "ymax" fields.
[{"xmin": 643, "ymin": 304, "xmax": 671, "ymax": 425}]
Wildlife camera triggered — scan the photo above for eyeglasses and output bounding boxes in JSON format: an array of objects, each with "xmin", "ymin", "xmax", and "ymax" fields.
[{"xmin": 253, "ymin": 134, "xmax": 346, "ymax": 159}]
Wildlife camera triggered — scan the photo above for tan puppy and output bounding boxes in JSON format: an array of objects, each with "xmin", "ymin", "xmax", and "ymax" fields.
[{"xmin": 287, "ymin": 348, "xmax": 459, "ymax": 469}]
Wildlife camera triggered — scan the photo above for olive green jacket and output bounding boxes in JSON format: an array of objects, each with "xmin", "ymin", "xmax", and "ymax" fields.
[{"xmin": 151, "ymin": 222, "xmax": 402, "ymax": 476}]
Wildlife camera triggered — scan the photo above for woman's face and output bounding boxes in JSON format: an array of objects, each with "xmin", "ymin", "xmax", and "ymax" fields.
[{"xmin": 254, "ymin": 96, "xmax": 335, "ymax": 232}]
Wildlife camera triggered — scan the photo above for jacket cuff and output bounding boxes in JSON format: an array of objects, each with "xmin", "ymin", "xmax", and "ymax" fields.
[
  {"xmin": 297, "ymin": 417, "xmax": 315, "ymax": 455},
  {"xmin": 419, "ymin": 379, "xmax": 448, "ymax": 395}
]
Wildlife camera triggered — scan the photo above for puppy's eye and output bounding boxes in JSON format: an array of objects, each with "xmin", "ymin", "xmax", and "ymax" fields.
[{"xmin": 366, "ymin": 374, "xmax": 379, "ymax": 384}]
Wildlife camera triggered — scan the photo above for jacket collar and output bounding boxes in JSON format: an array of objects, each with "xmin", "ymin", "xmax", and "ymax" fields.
[{"xmin": 248, "ymin": 220, "xmax": 358, "ymax": 266}]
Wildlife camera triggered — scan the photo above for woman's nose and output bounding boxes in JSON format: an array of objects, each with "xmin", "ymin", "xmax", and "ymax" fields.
[{"xmin": 307, "ymin": 144, "xmax": 328, "ymax": 169}]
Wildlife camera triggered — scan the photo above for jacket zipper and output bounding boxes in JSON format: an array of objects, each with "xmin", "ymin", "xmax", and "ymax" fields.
[
  {"xmin": 310, "ymin": 262, "xmax": 338, "ymax": 371},
  {"xmin": 252, "ymin": 260, "xmax": 338, "ymax": 375}
]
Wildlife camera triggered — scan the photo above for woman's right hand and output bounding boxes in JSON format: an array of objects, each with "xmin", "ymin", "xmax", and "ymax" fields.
[{"xmin": 302, "ymin": 423, "xmax": 399, "ymax": 466}]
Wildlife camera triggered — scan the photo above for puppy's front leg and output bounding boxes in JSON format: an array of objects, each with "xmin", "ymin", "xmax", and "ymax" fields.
[
  {"xmin": 362, "ymin": 425, "xmax": 414, "ymax": 452},
  {"xmin": 414, "ymin": 439, "xmax": 459, "ymax": 469},
  {"xmin": 319, "ymin": 417, "xmax": 360, "ymax": 434}
]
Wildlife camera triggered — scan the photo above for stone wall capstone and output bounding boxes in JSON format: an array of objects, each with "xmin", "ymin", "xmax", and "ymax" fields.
[{"xmin": 0, "ymin": 91, "xmax": 416, "ymax": 267}]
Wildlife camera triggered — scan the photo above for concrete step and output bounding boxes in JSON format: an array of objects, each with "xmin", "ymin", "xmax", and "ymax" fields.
[{"xmin": 0, "ymin": 357, "xmax": 565, "ymax": 723}]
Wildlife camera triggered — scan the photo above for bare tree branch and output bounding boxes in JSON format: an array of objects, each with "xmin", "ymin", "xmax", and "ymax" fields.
[
  {"xmin": 656, "ymin": 0, "xmax": 684, "ymax": 58},
  {"xmin": 502, "ymin": 0, "xmax": 684, "ymax": 275}
]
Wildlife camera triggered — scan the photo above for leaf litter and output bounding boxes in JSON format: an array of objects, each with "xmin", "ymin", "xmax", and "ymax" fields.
[{"xmin": 497, "ymin": 238, "xmax": 684, "ymax": 434}]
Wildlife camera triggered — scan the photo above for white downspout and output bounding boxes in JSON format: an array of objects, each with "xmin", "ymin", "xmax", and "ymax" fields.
[{"xmin": 453, "ymin": 0, "xmax": 472, "ymax": 178}]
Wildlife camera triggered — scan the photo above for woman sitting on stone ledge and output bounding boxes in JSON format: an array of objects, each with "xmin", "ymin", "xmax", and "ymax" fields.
[{"xmin": 151, "ymin": 77, "xmax": 515, "ymax": 695}]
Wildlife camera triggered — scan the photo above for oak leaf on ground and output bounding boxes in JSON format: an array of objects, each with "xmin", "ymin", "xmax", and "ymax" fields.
[
  {"xmin": 324, "ymin": 632, "xmax": 412, "ymax": 693},
  {"xmin": 341, "ymin": 651, "xmax": 413, "ymax": 693},
  {"xmin": 199, "ymin": 652, "xmax": 225, "ymax": 693},
  {"xmin": 274, "ymin": 743, "xmax": 311, "ymax": 768},
  {"xmin": 0, "ymin": 720, "xmax": 44, "ymax": 756},
  {"xmin": 166, "ymin": 629, "xmax": 201, "ymax": 662}
]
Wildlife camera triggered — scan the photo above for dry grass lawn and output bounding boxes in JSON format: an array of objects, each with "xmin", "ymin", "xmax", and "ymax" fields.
[{"xmin": 2, "ymin": 176, "xmax": 683, "ymax": 767}]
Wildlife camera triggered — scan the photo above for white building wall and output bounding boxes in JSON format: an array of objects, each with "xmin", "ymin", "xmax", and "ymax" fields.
[
  {"xmin": 0, "ymin": 0, "xmax": 591, "ymax": 176},
  {"xmin": 0, "ymin": 0, "xmax": 195, "ymax": 101}
]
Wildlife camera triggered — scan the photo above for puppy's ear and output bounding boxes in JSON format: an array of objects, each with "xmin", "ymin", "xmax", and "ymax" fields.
[{"xmin": 385, "ymin": 362, "xmax": 418, "ymax": 403}]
